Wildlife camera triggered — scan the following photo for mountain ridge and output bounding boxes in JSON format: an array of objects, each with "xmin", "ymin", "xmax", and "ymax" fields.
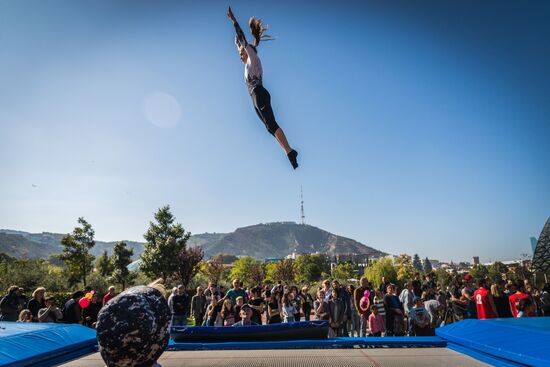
[{"xmin": 0, "ymin": 222, "xmax": 386, "ymax": 260}]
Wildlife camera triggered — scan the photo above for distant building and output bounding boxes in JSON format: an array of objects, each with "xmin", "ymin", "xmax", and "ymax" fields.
[{"xmin": 472, "ymin": 256, "xmax": 480, "ymax": 265}]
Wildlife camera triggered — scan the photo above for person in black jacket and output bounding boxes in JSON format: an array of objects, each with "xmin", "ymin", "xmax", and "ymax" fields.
[
  {"xmin": 0, "ymin": 286, "xmax": 22, "ymax": 321},
  {"xmin": 82, "ymin": 293, "xmax": 102, "ymax": 328},
  {"xmin": 62, "ymin": 291, "xmax": 84, "ymax": 324},
  {"xmin": 27, "ymin": 287, "xmax": 46, "ymax": 322}
]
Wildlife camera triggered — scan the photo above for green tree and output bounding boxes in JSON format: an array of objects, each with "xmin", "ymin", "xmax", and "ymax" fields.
[
  {"xmin": 140, "ymin": 205, "xmax": 190, "ymax": 282},
  {"xmin": 273, "ymin": 259, "xmax": 296, "ymax": 285},
  {"xmin": 96, "ymin": 250, "xmax": 113, "ymax": 277},
  {"xmin": 229, "ymin": 257, "xmax": 261, "ymax": 287},
  {"xmin": 412, "ymin": 254, "xmax": 423, "ymax": 272},
  {"xmin": 331, "ymin": 262, "xmax": 358, "ymax": 282},
  {"xmin": 0, "ymin": 258, "xmax": 68, "ymax": 292},
  {"xmin": 60, "ymin": 217, "xmax": 96, "ymax": 286},
  {"xmin": 263, "ymin": 262, "xmax": 278, "ymax": 284},
  {"xmin": 487, "ymin": 261, "xmax": 508, "ymax": 281},
  {"xmin": 112, "ymin": 241, "xmax": 135, "ymax": 290},
  {"xmin": 294, "ymin": 254, "xmax": 329, "ymax": 284},
  {"xmin": 434, "ymin": 268, "xmax": 452, "ymax": 289},
  {"xmin": 469, "ymin": 264, "xmax": 489, "ymax": 280},
  {"xmin": 363, "ymin": 257, "xmax": 397, "ymax": 288},
  {"xmin": 423, "ymin": 257, "xmax": 433, "ymax": 273},
  {"xmin": 395, "ymin": 254, "xmax": 415, "ymax": 285}
]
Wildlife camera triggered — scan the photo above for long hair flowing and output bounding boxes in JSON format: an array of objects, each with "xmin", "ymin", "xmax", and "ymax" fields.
[{"xmin": 248, "ymin": 16, "xmax": 274, "ymax": 48}]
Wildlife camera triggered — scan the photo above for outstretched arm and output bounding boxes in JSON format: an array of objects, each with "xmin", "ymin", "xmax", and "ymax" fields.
[{"xmin": 227, "ymin": 6, "xmax": 247, "ymax": 47}]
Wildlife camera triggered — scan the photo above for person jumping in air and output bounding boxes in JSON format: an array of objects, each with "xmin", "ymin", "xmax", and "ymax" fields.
[{"xmin": 227, "ymin": 6, "xmax": 299, "ymax": 169}]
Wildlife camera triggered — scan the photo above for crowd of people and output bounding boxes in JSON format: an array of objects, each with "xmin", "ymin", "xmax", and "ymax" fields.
[
  {"xmin": 1, "ymin": 273, "xmax": 549, "ymax": 338},
  {"xmin": 165, "ymin": 274, "xmax": 550, "ymax": 337}
]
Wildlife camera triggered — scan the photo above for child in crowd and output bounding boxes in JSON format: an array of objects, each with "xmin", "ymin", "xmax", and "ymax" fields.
[{"xmin": 368, "ymin": 304, "xmax": 385, "ymax": 336}]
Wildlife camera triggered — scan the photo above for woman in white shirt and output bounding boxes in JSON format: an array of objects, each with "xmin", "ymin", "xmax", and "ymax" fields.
[{"xmin": 227, "ymin": 6, "xmax": 299, "ymax": 170}]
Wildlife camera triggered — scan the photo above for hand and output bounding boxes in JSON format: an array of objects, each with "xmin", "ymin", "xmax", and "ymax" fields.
[{"xmin": 227, "ymin": 6, "xmax": 236, "ymax": 22}]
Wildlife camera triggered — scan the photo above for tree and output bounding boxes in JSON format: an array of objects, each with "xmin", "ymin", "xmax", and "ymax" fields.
[
  {"xmin": 273, "ymin": 259, "xmax": 296, "ymax": 285},
  {"xmin": 263, "ymin": 262, "xmax": 278, "ymax": 284},
  {"xmin": 294, "ymin": 254, "xmax": 329, "ymax": 284},
  {"xmin": 140, "ymin": 206, "xmax": 190, "ymax": 282},
  {"xmin": 112, "ymin": 242, "xmax": 135, "ymax": 290},
  {"xmin": 363, "ymin": 257, "xmax": 397, "ymax": 288},
  {"xmin": 60, "ymin": 217, "xmax": 96, "ymax": 286},
  {"xmin": 229, "ymin": 257, "xmax": 261, "ymax": 287},
  {"xmin": 469, "ymin": 264, "xmax": 488, "ymax": 280},
  {"xmin": 201, "ymin": 256, "xmax": 226, "ymax": 284},
  {"xmin": 178, "ymin": 246, "xmax": 204, "ymax": 288},
  {"xmin": 487, "ymin": 261, "xmax": 508, "ymax": 281},
  {"xmin": 434, "ymin": 268, "xmax": 452, "ymax": 289},
  {"xmin": 96, "ymin": 250, "xmax": 113, "ymax": 277},
  {"xmin": 249, "ymin": 262, "xmax": 266, "ymax": 286},
  {"xmin": 423, "ymin": 257, "xmax": 433, "ymax": 273},
  {"xmin": 331, "ymin": 262, "xmax": 358, "ymax": 282},
  {"xmin": 395, "ymin": 254, "xmax": 415, "ymax": 285},
  {"xmin": 412, "ymin": 254, "xmax": 423, "ymax": 272}
]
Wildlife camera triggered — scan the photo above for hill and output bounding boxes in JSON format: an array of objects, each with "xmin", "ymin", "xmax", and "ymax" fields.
[{"xmin": 0, "ymin": 222, "xmax": 385, "ymax": 260}]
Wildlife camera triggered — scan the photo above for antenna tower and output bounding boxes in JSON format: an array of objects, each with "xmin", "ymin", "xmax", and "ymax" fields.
[{"xmin": 300, "ymin": 186, "xmax": 305, "ymax": 225}]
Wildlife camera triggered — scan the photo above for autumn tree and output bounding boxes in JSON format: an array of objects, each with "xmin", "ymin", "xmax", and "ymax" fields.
[{"xmin": 178, "ymin": 246, "xmax": 204, "ymax": 288}]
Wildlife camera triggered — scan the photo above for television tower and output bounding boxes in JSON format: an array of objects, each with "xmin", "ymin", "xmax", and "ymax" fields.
[{"xmin": 300, "ymin": 186, "xmax": 305, "ymax": 225}]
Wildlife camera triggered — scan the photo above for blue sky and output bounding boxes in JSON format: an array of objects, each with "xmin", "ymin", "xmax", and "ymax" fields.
[{"xmin": 0, "ymin": 0, "xmax": 548, "ymax": 262}]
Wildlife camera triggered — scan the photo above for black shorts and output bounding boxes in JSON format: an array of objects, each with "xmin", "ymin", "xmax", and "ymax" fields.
[{"xmin": 250, "ymin": 85, "xmax": 280, "ymax": 136}]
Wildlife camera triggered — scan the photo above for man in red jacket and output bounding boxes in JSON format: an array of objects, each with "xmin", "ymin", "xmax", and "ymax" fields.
[
  {"xmin": 103, "ymin": 286, "xmax": 116, "ymax": 305},
  {"xmin": 474, "ymin": 278, "xmax": 498, "ymax": 319}
]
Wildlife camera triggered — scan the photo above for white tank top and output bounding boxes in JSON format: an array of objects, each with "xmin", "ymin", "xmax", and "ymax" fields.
[{"xmin": 244, "ymin": 44, "xmax": 263, "ymax": 94}]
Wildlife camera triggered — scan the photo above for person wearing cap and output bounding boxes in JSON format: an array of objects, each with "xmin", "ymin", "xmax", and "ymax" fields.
[
  {"xmin": 28, "ymin": 287, "xmax": 46, "ymax": 322},
  {"xmin": 232, "ymin": 303, "xmax": 258, "ymax": 326}
]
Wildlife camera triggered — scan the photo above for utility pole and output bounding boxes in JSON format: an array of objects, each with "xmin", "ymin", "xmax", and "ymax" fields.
[{"xmin": 300, "ymin": 186, "xmax": 305, "ymax": 225}]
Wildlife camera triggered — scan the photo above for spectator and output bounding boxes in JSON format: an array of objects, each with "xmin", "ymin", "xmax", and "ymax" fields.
[
  {"xmin": 27, "ymin": 287, "xmax": 46, "ymax": 322},
  {"xmin": 462, "ymin": 288, "xmax": 477, "ymax": 319},
  {"xmin": 399, "ymin": 281, "xmax": 415, "ymax": 316},
  {"xmin": 204, "ymin": 296, "xmax": 221, "ymax": 326},
  {"xmin": 232, "ymin": 304, "xmax": 257, "ymax": 326},
  {"xmin": 353, "ymin": 277, "xmax": 371, "ymax": 337},
  {"xmin": 517, "ymin": 297, "xmax": 535, "ymax": 318},
  {"xmin": 541, "ymin": 283, "xmax": 550, "ymax": 317},
  {"xmin": 383, "ymin": 284, "xmax": 404, "ymax": 336},
  {"xmin": 169, "ymin": 285, "xmax": 190, "ymax": 326},
  {"xmin": 248, "ymin": 287, "xmax": 265, "ymax": 325},
  {"xmin": 368, "ymin": 304, "xmax": 385, "ymax": 336},
  {"xmin": 38, "ymin": 296, "xmax": 63, "ymax": 323},
  {"xmin": 509, "ymin": 283, "xmax": 529, "ymax": 318},
  {"xmin": 373, "ymin": 290, "xmax": 386, "ymax": 327},
  {"xmin": 409, "ymin": 297, "xmax": 430, "ymax": 336},
  {"xmin": 17, "ymin": 288, "xmax": 28, "ymax": 310},
  {"xmin": 221, "ymin": 298, "xmax": 236, "ymax": 326},
  {"xmin": 379, "ymin": 277, "xmax": 390, "ymax": 294},
  {"xmin": 281, "ymin": 292, "xmax": 297, "ymax": 323},
  {"xmin": 205, "ymin": 282, "xmax": 221, "ymax": 304},
  {"xmin": 18, "ymin": 309, "xmax": 33, "ymax": 322},
  {"xmin": 347, "ymin": 284, "xmax": 361, "ymax": 337},
  {"xmin": 103, "ymin": 286, "xmax": 116, "ymax": 305},
  {"xmin": 321, "ymin": 280, "xmax": 332, "ymax": 302},
  {"xmin": 191, "ymin": 286, "xmax": 207, "ymax": 327},
  {"xmin": 226, "ymin": 279, "xmax": 247, "ymax": 304},
  {"xmin": 412, "ymin": 273, "xmax": 423, "ymax": 297},
  {"xmin": 474, "ymin": 278, "xmax": 498, "ymax": 319},
  {"xmin": 234, "ymin": 296, "xmax": 244, "ymax": 323},
  {"xmin": 82, "ymin": 293, "xmax": 102, "ymax": 328},
  {"xmin": 301, "ymin": 286, "xmax": 314, "ymax": 321},
  {"xmin": 62, "ymin": 291, "xmax": 84, "ymax": 324},
  {"xmin": 491, "ymin": 282, "xmax": 512, "ymax": 318},
  {"xmin": 328, "ymin": 288, "xmax": 345, "ymax": 337},
  {"xmin": 314, "ymin": 290, "xmax": 329, "ymax": 320},
  {"xmin": 268, "ymin": 291, "xmax": 282, "ymax": 324},
  {"xmin": 423, "ymin": 292, "xmax": 444, "ymax": 332},
  {"xmin": 332, "ymin": 280, "xmax": 351, "ymax": 336},
  {"xmin": 0, "ymin": 286, "xmax": 22, "ymax": 321}
]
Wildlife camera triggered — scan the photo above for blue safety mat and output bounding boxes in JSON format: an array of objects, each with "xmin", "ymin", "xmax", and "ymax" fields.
[
  {"xmin": 168, "ymin": 336, "xmax": 447, "ymax": 350},
  {"xmin": 0, "ymin": 322, "xmax": 97, "ymax": 367},
  {"xmin": 436, "ymin": 318, "xmax": 550, "ymax": 367}
]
